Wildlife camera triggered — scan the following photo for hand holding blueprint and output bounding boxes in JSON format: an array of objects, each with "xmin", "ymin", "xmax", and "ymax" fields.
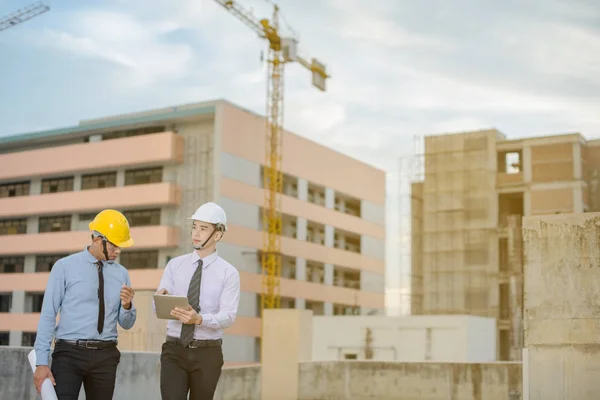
[{"xmin": 27, "ymin": 350, "xmax": 58, "ymax": 400}]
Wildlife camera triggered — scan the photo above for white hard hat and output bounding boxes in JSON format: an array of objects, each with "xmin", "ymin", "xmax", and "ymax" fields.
[{"xmin": 188, "ymin": 202, "xmax": 227, "ymax": 231}]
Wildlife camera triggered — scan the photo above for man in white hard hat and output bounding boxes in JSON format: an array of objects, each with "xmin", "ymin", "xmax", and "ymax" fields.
[{"xmin": 156, "ymin": 202, "xmax": 241, "ymax": 400}]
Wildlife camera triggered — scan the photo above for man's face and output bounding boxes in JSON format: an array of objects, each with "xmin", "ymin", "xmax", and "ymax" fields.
[
  {"xmin": 94, "ymin": 236, "xmax": 121, "ymax": 260},
  {"xmin": 191, "ymin": 221, "xmax": 218, "ymax": 248}
]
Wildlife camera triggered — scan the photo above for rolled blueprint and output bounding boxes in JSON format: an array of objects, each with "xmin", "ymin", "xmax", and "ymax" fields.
[{"xmin": 27, "ymin": 349, "xmax": 58, "ymax": 400}]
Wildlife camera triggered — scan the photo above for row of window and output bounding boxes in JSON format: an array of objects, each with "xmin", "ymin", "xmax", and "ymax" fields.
[
  {"xmin": 260, "ymin": 297, "xmax": 361, "ymax": 316},
  {"xmin": 1, "ymin": 252, "xmax": 361, "ymax": 290},
  {"xmin": 0, "ymin": 208, "xmax": 161, "ymax": 236},
  {"xmin": 274, "ymin": 212, "xmax": 362, "ymax": 253},
  {"xmin": 0, "ymin": 250, "xmax": 159, "ymax": 274},
  {"xmin": 0, "ymin": 331, "xmax": 36, "ymax": 347},
  {"xmin": 262, "ymin": 169, "xmax": 362, "ymax": 218},
  {"xmin": 0, "ymin": 167, "xmax": 163, "ymax": 198}
]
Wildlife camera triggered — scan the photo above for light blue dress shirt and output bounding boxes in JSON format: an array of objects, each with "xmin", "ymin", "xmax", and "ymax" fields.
[{"xmin": 34, "ymin": 247, "xmax": 137, "ymax": 366}]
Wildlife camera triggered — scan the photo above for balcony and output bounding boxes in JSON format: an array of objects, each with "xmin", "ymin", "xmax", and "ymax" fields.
[
  {"xmin": 0, "ymin": 182, "xmax": 181, "ymax": 218},
  {"xmin": 0, "ymin": 225, "xmax": 179, "ymax": 256},
  {"xmin": 220, "ymin": 178, "xmax": 384, "ymax": 240},
  {"xmin": 225, "ymin": 224, "xmax": 385, "ymax": 275},
  {"xmin": 0, "ymin": 132, "xmax": 184, "ymax": 181}
]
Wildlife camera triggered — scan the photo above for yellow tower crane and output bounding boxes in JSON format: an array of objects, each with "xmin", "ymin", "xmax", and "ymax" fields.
[{"xmin": 214, "ymin": 0, "xmax": 330, "ymax": 312}]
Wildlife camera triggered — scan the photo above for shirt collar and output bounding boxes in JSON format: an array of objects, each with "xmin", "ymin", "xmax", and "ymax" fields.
[
  {"xmin": 84, "ymin": 247, "xmax": 100, "ymax": 263},
  {"xmin": 84, "ymin": 246, "xmax": 110, "ymax": 266},
  {"xmin": 191, "ymin": 250, "xmax": 218, "ymax": 268}
]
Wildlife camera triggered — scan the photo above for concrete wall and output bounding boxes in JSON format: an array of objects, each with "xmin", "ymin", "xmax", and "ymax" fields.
[
  {"xmin": 0, "ymin": 347, "xmax": 521, "ymax": 400},
  {"xmin": 0, "ymin": 347, "xmax": 260, "ymax": 400},
  {"xmin": 311, "ymin": 315, "xmax": 497, "ymax": 363},
  {"xmin": 523, "ymin": 212, "xmax": 600, "ymax": 399},
  {"xmin": 299, "ymin": 361, "xmax": 522, "ymax": 400}
]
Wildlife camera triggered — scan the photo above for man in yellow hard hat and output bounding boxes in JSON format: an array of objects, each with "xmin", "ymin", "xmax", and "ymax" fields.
[{"xmin": 32, "ymin": 209, "xmax": 137, "ymax": 400}]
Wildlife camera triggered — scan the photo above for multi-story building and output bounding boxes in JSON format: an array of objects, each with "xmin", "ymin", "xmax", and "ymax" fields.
[
  {"xmin": 408, "ymin": 128, "xmax": 598, "ymax": 361},
  {"xmin": 0, "ymin": 99, "xmax": 386, "ymax": 363}
]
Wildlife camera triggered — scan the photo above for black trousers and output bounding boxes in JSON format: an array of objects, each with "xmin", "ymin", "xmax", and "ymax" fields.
[
  {"xmin": 50, "ymin": 341, "xmax": 120, "ymax": 400},
  {"xmin": 160, "ymin": 340, "xmax": 224, "ymax": 400}
]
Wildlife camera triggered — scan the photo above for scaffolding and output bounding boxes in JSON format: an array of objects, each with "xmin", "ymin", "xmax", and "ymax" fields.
[
  {"xmin": 397, "ymin": 136, "xmax": 424, "ymax": 316},
  {"xmin": 400, "ymin": 131, "xmax": 500, "ymax": 318}
]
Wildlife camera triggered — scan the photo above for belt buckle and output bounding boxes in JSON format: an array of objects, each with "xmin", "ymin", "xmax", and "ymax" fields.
[
  {"xmin": 187, "ymin": 341, "xmax": 199, "ymax": 349},
  {"xmin": 85, "ymin": 341, "xmax": 100, "ymax": 350}
]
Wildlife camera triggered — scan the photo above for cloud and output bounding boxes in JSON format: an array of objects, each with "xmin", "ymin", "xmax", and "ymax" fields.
[{"xmin": 28, "ymin": 9, "xmax": 194, "ymax": 87}]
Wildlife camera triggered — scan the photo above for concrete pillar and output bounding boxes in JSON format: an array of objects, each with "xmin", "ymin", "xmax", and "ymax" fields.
[
  {"xmin": 573, "ymin": 141, "xmax": 582, "ymax": 180},
  {"xmin": 29, "ymin": 178, "xmax": 41, "ymax": 196},
  {"xmin": 296, "ymin": 217, "xmax": 307, "ymax": 241},
  {"xmin": 261, "ymin": 309, "xmax": 312, "ymax": 400},
  {"xmin": 27, "ymin": 216, "xmax": 38, "ymax": 234},
  {"xmin": 325, "ymin": 188, "xmax": 335, "ymax": 209},
  {"xmin": 297, "ymin": 179, "xmax": 308, "ymax": 202},
  {"xmin": 70, "ymin": 213, "xmax": 79, "ymax": 232},
  {"xmin": 9, "ymin": 331, "xmax": 22, "ymax": 347},
  {"xmin": 73, "ymin": 173, "xmax": 82, "ymax": 191},
  {"xmin": 324, "ymin": 225, "xmax": 334, "ymax": 248},
  {"xmin": 295, "ymin": 258, "xmax": 306, "ymax": 281},
  {"xmin": 523, "ymin": 212, "xmax": 600, "ymax": 399},
  {"xmin": 10, "ymin": 291, "xmax": 25, "ymax": 313},
  {"xmin": 522, "ymin": 146, "xmax": 532, "ymax": 183},
  {"xmin": 23, "ymin": 255, "xmax": 36, "ymax": 273},
  {"xmin": 116, "ymin": 169, "xmax": 126, "ymax": 187}
]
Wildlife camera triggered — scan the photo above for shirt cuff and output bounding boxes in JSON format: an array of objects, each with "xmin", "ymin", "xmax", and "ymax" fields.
[{"xmin": 199, "ymin": 313, "xmax": 210, "ymax": 327}]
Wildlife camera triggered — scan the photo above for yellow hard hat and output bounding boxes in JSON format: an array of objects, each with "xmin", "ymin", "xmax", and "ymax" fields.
[{"xmin": 88, "ymin": 209, "xmax": 134, "ymax": 248}]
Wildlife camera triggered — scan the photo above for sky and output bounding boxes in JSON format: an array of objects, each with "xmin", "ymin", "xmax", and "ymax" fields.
[{"xmin": 1, "ymin": 0, "xmax": 600, "ymax": 313}]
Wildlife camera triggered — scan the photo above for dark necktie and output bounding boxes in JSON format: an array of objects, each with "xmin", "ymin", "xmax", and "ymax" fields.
[
  {"xmin": 96, "ymin": 261, "xmax": 105, "ymax": 335},
  {"xmin": 181, "ymin": 259, "xmax": 203, "ymax": 347}
]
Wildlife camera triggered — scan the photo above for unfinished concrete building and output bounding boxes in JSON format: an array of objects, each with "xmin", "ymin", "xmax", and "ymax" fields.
[{"xmin": 406, "ymin": 129, "xmax": 598, "ymax": 360}]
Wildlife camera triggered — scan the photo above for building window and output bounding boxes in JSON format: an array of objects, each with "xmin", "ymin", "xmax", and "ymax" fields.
[
  {"xmin": 123, "ymin": 209, "xmax": 161, "ymax": 226},
  {"xmin": 36, "ymin": 254, "xmax": 67, "ymax": 272},
  {"xmin": 39, "ymin": 215, "xmax": 72, "ymax": 233},
  {"xmin": 22, "ymin": 332, "xmax": 37, "ymax": 347},
  {"xmin": 0, "ymin": 218, "xmax": 27, "ymax": 235},
  {"xmin": 333, "ymin": 304, "xmax": 360, "ymax": 316},
  {"xmin": 25, "ymin": 292, "xmax": 44, "ymax": 313},
  {"xmin": 333, "ymin": 267, "xmax": 361, "ymax": 290},
  {"xmin": 79, "ymin": 212, "xmax": 98, "ymax": 222},
  {"xmin": 124, "ymin": 167, "xmax": 163, "ymax": 186},
  {"xmin": 0, "ymin": 181, "xmax": 30, "ymax": 198},
  {"xmin": 81, "ymin": 172, "xmax": 117, "ymax": 190},
  {"xmin": 120, "ymin": 250, "xmax": 159, "ymax": 269},
  {"xmin": 41, "ymin": 176, "xmax": 74, "ymax": 194},
  {"xmin": 0, "ymin": 256, "xmax": 25, "ymax": 273},
  {"xmin": 0, "ymin": 293, "xmax": 12, "ymax": 312},
  {"xmin": 306, "ymin": 261, "xmax": 325, "ymax": 284},
  {"xmin": 307, "ymin": 183, "xmax": 326, "ymax": 206},
  {"xmin": 0, "ymin": 332, "xmax": 8, "ymax": 346}
]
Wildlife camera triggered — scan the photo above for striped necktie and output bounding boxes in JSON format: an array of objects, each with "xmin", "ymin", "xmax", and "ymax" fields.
[{"xmin": 180, "ymin": 259, "xmax": 203, "ymax": 347}]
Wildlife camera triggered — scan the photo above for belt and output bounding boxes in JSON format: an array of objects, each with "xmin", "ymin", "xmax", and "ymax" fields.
[
  {"xmin": 166, "ymin": 335, "xmax": 222, "ymax": 348},
  {"xmin": 56, "ymin": 339, "xmax": 118, "ymax": 350}
]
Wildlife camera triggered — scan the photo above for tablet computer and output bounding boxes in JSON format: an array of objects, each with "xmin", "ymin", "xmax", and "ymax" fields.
[{"xmin": 153, "ymin": 294, "xmax": 190, "ymax": 320}]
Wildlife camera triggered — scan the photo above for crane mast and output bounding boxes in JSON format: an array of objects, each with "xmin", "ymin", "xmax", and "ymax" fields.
[
  {"xmin": 214, "ymin": 0, "xmax": 329, "ymax": 313},
  {"xmin": 0, "ymin": 2, "xmax": 49, "ymax": 32}
]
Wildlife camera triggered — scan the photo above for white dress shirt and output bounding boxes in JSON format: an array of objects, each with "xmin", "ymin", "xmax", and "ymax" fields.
[{"xmin": 157, "ymin": 250, "xmax": 241, "ymax": 340}]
